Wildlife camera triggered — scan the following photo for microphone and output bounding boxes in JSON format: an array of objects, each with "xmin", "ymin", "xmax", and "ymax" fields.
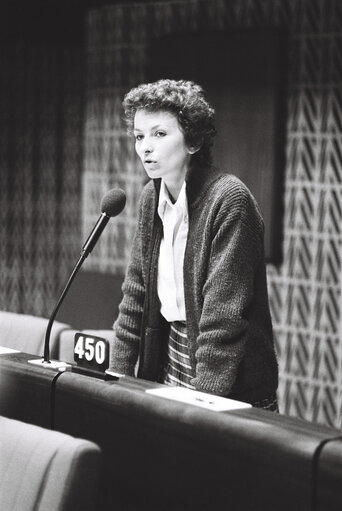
[
  {"xmin": 28, "ymin": 188, "xmax": 126, "ymax": 369},
  {"xmin": 82, "ymin": 188, "xmax": 126, "ymax": 257}
]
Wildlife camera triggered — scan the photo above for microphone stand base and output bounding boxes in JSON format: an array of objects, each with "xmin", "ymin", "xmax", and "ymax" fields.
[{"xmin": 28, "ymin": 358, "xmax": 72, "ymax": 371}]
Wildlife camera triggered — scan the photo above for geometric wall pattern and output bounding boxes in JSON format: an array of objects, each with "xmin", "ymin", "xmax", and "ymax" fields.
[
  {"xmin": 0, "ymin": 43, "xmax": 83, "ymax": 318},
  {"xmin": 85, "ymin": 0, "xmax": 342, "ymax": 428}
]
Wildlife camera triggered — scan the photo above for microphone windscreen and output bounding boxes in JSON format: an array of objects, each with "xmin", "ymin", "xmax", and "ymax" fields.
[{"xmin": 100, "ymin": 188, "xmax": 126, "ymax": 217}]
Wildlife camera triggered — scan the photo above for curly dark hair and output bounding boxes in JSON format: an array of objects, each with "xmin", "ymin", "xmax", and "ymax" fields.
[{"xmin": 122, "ymin": 79, "xmax": 216, "ymax": 167}]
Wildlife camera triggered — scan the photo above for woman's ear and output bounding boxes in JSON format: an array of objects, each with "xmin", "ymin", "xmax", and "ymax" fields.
[{"xmin": 188, "ymin": 146, "xmax": 200, "ymax": 155}]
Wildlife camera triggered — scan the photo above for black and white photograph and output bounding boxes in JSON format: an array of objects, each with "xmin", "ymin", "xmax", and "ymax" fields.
[{"xmin": 0, "ymin": 0, "xmax": 342, "ymax": 510}]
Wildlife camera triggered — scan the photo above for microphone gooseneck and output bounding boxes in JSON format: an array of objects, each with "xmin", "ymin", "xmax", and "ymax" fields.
[{"xmin": 43, "ymin": 188, "xmax": 126, "ymax": 363}]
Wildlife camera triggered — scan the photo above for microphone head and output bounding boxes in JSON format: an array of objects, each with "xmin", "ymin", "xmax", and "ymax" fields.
[{"xmin": 100, "ymin": 188, "xmax": 126, "ymax": 217}]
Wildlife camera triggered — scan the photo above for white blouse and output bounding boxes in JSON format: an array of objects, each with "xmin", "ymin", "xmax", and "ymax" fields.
[{"xmin": 157, "ymin": 180, "xmax": 189, "ymax": 322}]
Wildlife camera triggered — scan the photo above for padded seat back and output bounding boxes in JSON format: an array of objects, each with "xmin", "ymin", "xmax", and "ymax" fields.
[
  {"xmin": 0, "ymin": 311, "xmax": 70, "ymax": 359},
  {"xmin": 0, "ymin": 415, "xmax": 101, "ymax": 511}
]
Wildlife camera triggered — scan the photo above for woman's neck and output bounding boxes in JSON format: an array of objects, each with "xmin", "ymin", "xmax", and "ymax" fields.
[
  {"xmin": 164, "ymin": 165, "xmax": 189, "ymax": 202},
  {"xmin": 164, "ymin": 179, "xmax": 185, "ymax": 203}
]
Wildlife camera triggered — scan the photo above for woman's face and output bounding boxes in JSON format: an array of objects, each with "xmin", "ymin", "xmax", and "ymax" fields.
[{"xmin": 133, "ymin": 109, "xmax": 192, "ymax": 185}]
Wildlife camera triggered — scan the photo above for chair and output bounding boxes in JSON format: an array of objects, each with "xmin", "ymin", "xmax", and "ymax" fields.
[
  {"xmin": 0, "ymin": 415, "xmax": 101, "ymax": 511},
  {"xmin": 0, "ymin": 311, "xmax": 70, "ymax": 358}
]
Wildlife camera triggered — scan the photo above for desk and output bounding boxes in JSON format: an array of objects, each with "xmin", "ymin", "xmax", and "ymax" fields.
[
  {"xmin": 1, "ymin": 349, "xmax": 342, "ymax": 510},
  {"xmin": 54, "ymin": 371, "xmax": 340, "ymax": 511},
  {"xmin": 0, "ymin": 350, "xmax": 61, "ymax": 428}
]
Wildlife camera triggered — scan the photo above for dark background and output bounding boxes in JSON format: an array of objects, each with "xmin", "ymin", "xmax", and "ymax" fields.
[{"xmin": 2, "ymin": 0, "xmax": 169, "ymax": 43}]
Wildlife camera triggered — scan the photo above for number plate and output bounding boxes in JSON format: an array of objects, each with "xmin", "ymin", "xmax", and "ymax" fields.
[{"xmin": 74, "ymin": 333, "xmax": 109, "ymax": 372}]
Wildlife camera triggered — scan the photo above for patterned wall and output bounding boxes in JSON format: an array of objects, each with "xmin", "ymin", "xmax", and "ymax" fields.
[
  {"xmin": 0, "ymin": 43, "xmax": 83, "ymax": 317},
  {"xmin": 84, "ymin": 0, "xmax": 342, "ymax": 427}
]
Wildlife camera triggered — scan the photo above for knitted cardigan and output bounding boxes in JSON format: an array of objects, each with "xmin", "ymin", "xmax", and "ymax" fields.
[{"xmin": 110, "ymin": 165, "xmax": 278, "ymax": 403}]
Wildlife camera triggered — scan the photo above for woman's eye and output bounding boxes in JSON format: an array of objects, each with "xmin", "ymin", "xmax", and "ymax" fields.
[
  {"xmin": 135, "ymin": 134, "xmax": 143, "ymax": 141},
  {"xmin": 155, "ymin": 131, "xmax": 166, "ymax": 137}
]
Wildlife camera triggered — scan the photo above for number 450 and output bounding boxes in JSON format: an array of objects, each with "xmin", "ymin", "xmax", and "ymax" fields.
[{"xmin": 74, "ymin": 336, "xmax": 106, "ymax": 364}]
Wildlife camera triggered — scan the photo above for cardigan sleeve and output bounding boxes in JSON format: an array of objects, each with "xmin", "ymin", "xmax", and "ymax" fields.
[
  {"xmin": 190, "ymin": 191, "xmax": 264, "ymax": 396},
  {"xmin": 109, "ymin": 198, "xmax": 146, "ymax": 376}
]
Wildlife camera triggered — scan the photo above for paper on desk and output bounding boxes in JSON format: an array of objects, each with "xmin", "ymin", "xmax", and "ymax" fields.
[{"xmin": 146, "ymin": 386, "xmax": 251, "ymax": 412}]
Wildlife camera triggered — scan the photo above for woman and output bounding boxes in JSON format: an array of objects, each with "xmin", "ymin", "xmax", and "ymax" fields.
[{"xmin": 109, "ymin": 79, "xmax": 278, "ymax": 410}]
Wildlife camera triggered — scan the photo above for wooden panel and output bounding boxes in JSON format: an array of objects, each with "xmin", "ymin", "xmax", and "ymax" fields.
[
  {"xmin": 57, "ymin": 270, "xmax": 123, "ymax": 330},
  {"xmin": 148, "ymin": 30, "xmax": 286, "ymax": 262}
]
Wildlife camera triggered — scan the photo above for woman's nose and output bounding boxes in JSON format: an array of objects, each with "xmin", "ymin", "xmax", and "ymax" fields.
[{"xmin": 141, "ymin": 138, "xmax": 153, "ymax": 153}]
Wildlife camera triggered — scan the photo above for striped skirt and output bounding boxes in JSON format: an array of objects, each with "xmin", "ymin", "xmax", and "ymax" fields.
[
  {"xmin": 163, "ymin": 321, "xmax": 279, "ymax": 412},
  {"xmin": 163, "ymin": 321, "xmax": 195, "ymax": 390}
]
